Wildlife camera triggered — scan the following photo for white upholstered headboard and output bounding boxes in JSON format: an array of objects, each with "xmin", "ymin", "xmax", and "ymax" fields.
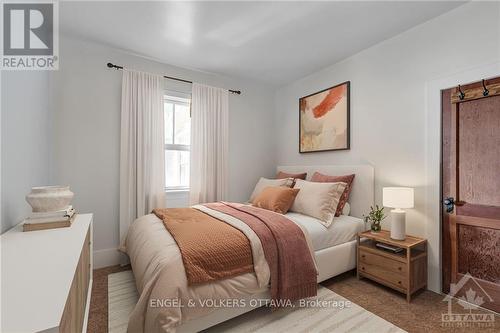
[{"xmin": 277, "ymin": 165, "xmax": 374, "ymax": 219}]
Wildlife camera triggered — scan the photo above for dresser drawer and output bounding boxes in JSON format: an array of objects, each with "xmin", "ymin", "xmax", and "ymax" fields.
[
  {"xmin": 359, "ymin": 249, "xmax": 407, "ymax": 289},
  {"xmin": 1, "ymin": 214, "xmax": 93, "ymax": 332}
]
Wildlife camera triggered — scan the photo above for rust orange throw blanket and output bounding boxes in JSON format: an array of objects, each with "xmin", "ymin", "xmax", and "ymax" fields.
[
  {"xmin": 204, "ymin": 202, "xmax": 317, "ymax": 303},
  {"xmin": 154, "ymin": 203, "xmax": 317, "ymax": 303},
  {"xmin": 152, "ymin": 208, "xmax": 254, "ymax": 284}
]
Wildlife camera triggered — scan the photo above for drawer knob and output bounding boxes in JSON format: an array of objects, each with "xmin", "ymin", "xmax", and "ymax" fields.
[
  {"xmin": 361, "ymin": 254, "xmax": 366, "ymax": 258},
  {"xmin": 398, "ymin": 267, "xmax": 402, "ymax": 271},
  {"xmin": 398, "ymin": 281, "xmax": 402, "ymax": 284},
  {"xmin": 361, "ymin": 266, "xmax": 365, "ymax": 270}
]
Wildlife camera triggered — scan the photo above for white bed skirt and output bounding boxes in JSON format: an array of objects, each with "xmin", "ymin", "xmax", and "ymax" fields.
[{"xmin": 177, "ymin": 239, "xmax": 357, "ymax": 333}]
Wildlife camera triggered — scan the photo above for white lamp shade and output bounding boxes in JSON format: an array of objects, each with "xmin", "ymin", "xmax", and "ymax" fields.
[{"xmin": 383, "ymin": 187, "xmax": 414, "ymax": 209}]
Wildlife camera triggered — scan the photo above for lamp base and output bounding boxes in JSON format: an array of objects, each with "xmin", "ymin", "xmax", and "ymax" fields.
[{"xmin": 390, "ymin": 209, "xmax": 406, "ymax": 240}]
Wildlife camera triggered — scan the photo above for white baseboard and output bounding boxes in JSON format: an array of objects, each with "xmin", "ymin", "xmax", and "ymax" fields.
[{"xmin": 93, "ymin": 247, "xmax": 123, "ymax": 269}]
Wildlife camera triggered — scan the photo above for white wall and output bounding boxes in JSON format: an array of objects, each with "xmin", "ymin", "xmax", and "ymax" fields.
[
  {"xmin": 4, "ymin": 1, "xmax": 498, "ymax": 283},
  {"xmin": 51, "ymin": 36, "xmax": 276, "ymax": 265},
  {"xmin": 274, "ymin": 2, "xmax": 500, "ymax": 293},
  {"xmin": 1, "ymin": 72, "xmax": 52, "ymax": 233}
]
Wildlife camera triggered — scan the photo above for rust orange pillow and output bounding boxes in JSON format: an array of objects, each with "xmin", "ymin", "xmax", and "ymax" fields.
[
  {"xmin": 311, "ymin": 172, "xmax": 355, "ymax": 217},
  {"xmin": 252, "ymin": 186, "xmax": 300, "ymax": 214}
]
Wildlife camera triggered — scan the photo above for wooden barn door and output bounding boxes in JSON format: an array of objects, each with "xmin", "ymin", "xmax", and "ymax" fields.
[{"xmin": 441, "ymin": 77, "xmax": 500, "ymax": 313}]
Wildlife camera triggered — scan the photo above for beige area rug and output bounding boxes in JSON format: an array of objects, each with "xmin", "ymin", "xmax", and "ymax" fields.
[
  {"xmin": 108, "ymin": 270, "xmax": 406, "ymax": 333},
  {"xmin": 108, "ymin": 270, "xmax": 140, "ymax": 333}
]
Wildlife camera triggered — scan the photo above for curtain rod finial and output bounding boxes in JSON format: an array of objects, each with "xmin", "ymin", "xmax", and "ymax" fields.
[{"xmin": 107, "ymin": 62, "xmax": 123, "ymax": 70}]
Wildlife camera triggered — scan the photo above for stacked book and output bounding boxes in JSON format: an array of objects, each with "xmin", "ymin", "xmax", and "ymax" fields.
[
  {"xmin": 375, "ymin": 242, "xmax": 404, "ymax": 253},
  {"xmin": 23, "ymin": 206, "xmax": 76, "ymax": 232}
]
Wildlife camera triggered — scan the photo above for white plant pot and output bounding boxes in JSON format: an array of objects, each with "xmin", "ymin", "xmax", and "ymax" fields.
[{"xmin": 26, "ymin": 186, "xmax": 74, "ymax": 212}]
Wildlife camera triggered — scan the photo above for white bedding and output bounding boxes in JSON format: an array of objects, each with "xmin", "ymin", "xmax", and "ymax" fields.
[
  {"xmin": 285, "ymin": 212, "xmax": 365, "ymax": 251},
  {"xmin": 124, "ymin": 207, "xmax": 362, "ymax": 332}
]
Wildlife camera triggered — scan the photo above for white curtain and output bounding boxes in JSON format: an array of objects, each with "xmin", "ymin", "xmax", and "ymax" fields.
[
  {"xmin": 119, "ymin": 70, "xmax": 165, "ymax": 243},
  {"xmin": 189, "ymin": 83, "xmax": 229, "ymax": 205}
]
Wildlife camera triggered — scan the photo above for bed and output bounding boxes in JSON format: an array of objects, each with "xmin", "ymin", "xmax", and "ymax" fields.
[{"xmin": 124, "ymin": 165, "xmax": 374, "ymax": 333}]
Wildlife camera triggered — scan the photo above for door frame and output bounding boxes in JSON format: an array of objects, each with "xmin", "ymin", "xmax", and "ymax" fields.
[{"xmin": 424, "ymin": 62, "xmax": 500, "ymax": 293}]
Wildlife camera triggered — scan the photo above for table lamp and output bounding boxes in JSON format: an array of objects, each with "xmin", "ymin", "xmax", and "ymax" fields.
[{"xmin": 383, "ymin": 187, "xmax": 414, "ymax": 240}]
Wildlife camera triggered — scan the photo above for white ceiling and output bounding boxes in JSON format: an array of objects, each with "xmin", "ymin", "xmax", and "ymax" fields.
[{"xmin": 60, "ymin": 1, "xmax": 464, "ymax": 85}]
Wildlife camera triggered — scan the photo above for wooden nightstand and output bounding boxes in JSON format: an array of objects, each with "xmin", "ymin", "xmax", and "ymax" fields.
[{"xmin": 356, "ymin": 230, "xmax": 427, "ymax": 302}]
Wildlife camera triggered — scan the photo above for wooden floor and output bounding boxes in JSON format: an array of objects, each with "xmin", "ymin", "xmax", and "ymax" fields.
[
  {"xmin": 323, "ymin": 272, "xmax": 499, "ymax": 333},
  {"xmin": 88, "ymin": 266, "xmax": 499, "ymax": 333}
]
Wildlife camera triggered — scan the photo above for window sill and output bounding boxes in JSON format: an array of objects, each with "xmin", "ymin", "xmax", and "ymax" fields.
[{"xmin": 165, "ymin": 189, "xmax": 189, "ymax": 194}]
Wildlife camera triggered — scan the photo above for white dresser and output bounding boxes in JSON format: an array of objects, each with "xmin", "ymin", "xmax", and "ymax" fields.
[{"xmin": 1, "ymin": 214, "xmax": 93, "ymax": 333}]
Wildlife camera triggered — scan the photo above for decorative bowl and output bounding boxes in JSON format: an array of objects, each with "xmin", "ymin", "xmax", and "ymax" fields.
[{"xmin": 25, "ymin": 186, "xmax": 74, "ymax": 212}]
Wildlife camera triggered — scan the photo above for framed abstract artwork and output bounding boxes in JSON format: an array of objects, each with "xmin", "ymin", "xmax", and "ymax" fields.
[{"xmin": 299, "ymin": 81, "xmax": 350, "ymax": 153}]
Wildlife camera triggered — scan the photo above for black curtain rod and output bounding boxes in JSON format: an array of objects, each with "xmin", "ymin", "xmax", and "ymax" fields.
[{"xmin": 106, "ymin": 62, "xmax": 241, "ymax": 95}]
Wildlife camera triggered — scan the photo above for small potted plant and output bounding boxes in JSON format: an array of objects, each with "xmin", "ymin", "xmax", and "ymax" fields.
[{"xmin": 364, "ymin": 205, "xmax": 386, "ymax": 233}]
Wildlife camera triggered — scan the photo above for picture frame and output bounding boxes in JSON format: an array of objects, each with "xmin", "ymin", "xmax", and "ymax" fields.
[{"xmin": 299, "ymin": 81, "xmax": 350, "ymax": 153}]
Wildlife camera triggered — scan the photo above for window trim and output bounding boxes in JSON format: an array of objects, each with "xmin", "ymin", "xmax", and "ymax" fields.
[
  {"xmin": 165, "ymin": 146, "xmax": 190, "ymax": 192},
  {"xmin": 165, "ymin": 186, "xmax": 190, "ymax": 193},
  {"xmin": 164, "ymin": 93, "xmax": 191, "ymax": 192},
  {"xmin": 165, "ymin": 144, "xmax": 189, "ymax": 151}
]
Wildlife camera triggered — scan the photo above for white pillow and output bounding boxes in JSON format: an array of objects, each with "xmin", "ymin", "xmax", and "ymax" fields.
[
  {"xmin": 342, "ymin": 202, "xmax": 351, "ymax": 216},
  {"xmin": 290, "ymin": 179, "xmax": 346, "ymax": 227},
  {"xmin": 249, "ymin": 177, "xmax": 293, "ymax": 202}
]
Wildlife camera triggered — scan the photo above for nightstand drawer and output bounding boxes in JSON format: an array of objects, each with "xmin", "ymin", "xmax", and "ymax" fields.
[
  {"xmin": 359, "ymin": 261, "xmax": 407, "ymax": 289},
  {"xmin": 359, "ymin": 248, "xmax": 407, "ymax": 274}
]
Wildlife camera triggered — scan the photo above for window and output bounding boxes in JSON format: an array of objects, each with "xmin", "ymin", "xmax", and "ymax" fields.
[{"xmin": 164, "ymin": 94, "xmax": 191, "ymax": 191}]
